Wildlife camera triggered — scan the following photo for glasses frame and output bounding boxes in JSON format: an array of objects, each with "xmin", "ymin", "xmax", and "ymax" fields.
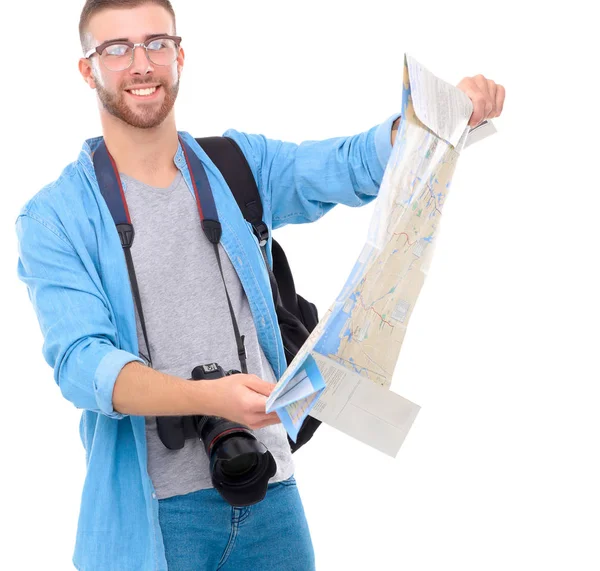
[{"xmin": 84, "ymin": 34, "xmax": 182, "ymax": 71}]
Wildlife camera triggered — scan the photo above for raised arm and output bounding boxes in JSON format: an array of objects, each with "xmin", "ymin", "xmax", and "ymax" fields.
[{"xmin": 225, "ymin": 114, "xmax": 399, "ymax": 229}]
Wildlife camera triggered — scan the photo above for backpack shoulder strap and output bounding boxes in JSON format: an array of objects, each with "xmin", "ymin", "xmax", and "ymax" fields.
[
  {"xmin": 195, "ymin": 137, "xmax": 322, "ymax": 451},
  {"xmin": 195, "ymin": 136, "xmax": 269, "ymax": 246}
]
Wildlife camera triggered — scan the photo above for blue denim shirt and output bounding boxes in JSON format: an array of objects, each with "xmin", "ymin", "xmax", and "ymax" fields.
[{"xmin": 15, "ymin": 119, "xmax": 396, "ymax": 570}]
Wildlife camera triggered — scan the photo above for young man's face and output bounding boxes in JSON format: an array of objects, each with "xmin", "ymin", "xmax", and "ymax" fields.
[{"xmin": 82, "ymin": 4, "xmax": 184, "ymax": 129}]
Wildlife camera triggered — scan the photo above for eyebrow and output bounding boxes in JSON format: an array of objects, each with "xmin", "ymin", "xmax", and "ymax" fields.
[{"xmin": 103, "ymin": 33, "xmax": 171, "ymax": 43}]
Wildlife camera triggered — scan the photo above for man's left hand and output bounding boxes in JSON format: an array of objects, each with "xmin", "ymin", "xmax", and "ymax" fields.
[
  {"xmin": 390, "ymin": 73, "xmax": 505, "ymax": 144},
  {"xmin": 457, "ymin": 74, "xmax": 505, "ymax": 127}
]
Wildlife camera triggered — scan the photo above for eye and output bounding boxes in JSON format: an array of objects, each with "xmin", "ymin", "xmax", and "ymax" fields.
[
  {"xmin": 103, "ymin": 44, "xmax": 130, "ymax": 57},
  {"xmin": 147, "ymin": 39, "xmax": 168, "ymax": 51}
]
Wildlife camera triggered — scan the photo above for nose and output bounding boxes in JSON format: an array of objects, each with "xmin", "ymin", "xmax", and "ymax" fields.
[{"xmin": 129, "ymin": 44, "xmax": 154, "ymax": 76}]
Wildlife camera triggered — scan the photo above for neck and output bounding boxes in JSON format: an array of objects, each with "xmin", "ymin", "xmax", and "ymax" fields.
[{"xmin": 100, "ymin": 110, "xmax": 180, "ymax": 187}]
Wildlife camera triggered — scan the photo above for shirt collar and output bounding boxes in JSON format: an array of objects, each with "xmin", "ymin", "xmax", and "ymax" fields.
[{"xmin": 78, "ymin": 133, "xmax": 188, "ymax": 184}]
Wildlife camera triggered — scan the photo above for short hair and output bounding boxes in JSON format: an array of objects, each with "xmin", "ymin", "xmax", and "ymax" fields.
[{"xmin": 79, "ymin": 0, "xmax": 177, "ymax": 53}]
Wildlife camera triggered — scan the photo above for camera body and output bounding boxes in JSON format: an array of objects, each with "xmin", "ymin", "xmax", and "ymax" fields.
[
  {"xmin": 192, "ymin": 362, "xmax": 239, "ymax": 380},
  {"xmin": 155, "ymin": 363, "xmax": 277, "ymax": 507}
]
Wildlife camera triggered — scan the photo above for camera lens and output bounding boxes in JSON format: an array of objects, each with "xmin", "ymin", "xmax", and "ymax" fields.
[
  {"xmin": 221, "ymin": 453, "xmax": 258, "ymax": 477},
  {"xmin": 170, "ymin": 363, "xmax": 278, "ymax": 506},
  {"xmin": 207, "ymin": 432, "xmax": 277, "ymax": 506}
]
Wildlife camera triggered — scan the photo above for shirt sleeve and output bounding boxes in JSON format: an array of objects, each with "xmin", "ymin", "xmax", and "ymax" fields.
[
  {"xmin": 15, "ymin": 212, "xmax": 144, "ymax": 419},
  {"xmin": 224, "ymin": 113, "xmax": 400, "ymax": 230}
]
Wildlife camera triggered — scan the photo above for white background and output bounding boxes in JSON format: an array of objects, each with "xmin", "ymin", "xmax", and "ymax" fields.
[{"xmin": 2, "ymin": 1, "xmax": 599, "ymax": 570}]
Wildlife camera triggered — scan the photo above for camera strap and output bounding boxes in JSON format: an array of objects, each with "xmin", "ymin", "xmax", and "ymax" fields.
[{"xmin": 92, "ymin": 136, "xmax": 248, "ymax": 374}]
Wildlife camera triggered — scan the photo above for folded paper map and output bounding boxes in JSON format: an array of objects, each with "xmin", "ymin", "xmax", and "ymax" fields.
[{"xmin": 266, "ymin": 54, "xmax": 496, "ymax": 456}]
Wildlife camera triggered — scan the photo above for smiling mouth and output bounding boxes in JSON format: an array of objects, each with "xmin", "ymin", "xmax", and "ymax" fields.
[{"xmin": 125, "ymin": 85, "xmax": 162, "ymax": 99}]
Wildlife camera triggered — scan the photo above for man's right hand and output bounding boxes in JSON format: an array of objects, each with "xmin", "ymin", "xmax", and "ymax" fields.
[
  {"xmin": 111, "ymin": 362, "xmax": 284, "ymax": 423},
  {"xmin": 203, "ymin": 374, "xmax": 282, "ymax": 430}
]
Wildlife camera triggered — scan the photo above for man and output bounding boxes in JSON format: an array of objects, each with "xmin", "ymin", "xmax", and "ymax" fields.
[{"xmin": 15, "ymin": 1, "xmax": 505, "ymax": 569}]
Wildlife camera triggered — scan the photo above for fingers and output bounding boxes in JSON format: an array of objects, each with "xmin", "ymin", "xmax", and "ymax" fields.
[
  {"xmin": 248, "ymin": 411, "xmax": 282, "ymax": 430},
  {"xmin": 245, "ymin": 374, "xmax": 276, "ymax": 397},
  {"xmin": 458, "ymin": 82, "xmax": 487, "ymax": 127},
  {"xmin": 494, "ymin": 84, "xmax": 505, "ymax": 117},
  {"xmin": 468, "ymin": 89, "xmax": 487, "ymax": 127},
  {"xmin": 458, "ymin": 74, "xmax": 505, "ymax": 127},
  {"xmin": 258, "ymin": 412, "xmax": 282, "ymax": 428},
  {"xmin": 239, "ymin": 375, "xmax": 281, "ymax": 427},
  {"xmin": 473, "ymin": 75, "xmax": 494, "ymax": 119}
]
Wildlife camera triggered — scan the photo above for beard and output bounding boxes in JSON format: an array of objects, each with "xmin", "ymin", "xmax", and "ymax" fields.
[{"xmin": 95, "ymin": 74, "xmax": 180, "ymax": 129}]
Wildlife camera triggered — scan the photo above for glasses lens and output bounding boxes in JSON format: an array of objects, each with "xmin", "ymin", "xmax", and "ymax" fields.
[
  {"xmin": 146, "ymin": 38, "xmax": 178, "ymax": 66},
  {"xmin": 100, "ymin": 44, "xmax": 133, "ymax": 71}
]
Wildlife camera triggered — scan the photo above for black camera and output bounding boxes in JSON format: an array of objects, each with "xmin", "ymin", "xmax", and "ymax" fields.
[{"xmin": 156, "ymin": 363, "xmax": 277, "ymax": 507}]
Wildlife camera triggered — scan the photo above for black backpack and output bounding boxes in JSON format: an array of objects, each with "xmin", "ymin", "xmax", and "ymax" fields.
[{"xmin": 195, "ymin": 136, "xmax": 322, "ymax": 453}]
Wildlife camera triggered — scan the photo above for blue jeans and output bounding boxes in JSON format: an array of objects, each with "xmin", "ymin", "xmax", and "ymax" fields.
[{"xmin": 157, "ymin": 477, "xmax": 315, "ymax": 571}]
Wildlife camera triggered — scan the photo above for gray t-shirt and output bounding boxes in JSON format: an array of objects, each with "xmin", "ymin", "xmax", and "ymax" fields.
[{"xmin": 122, "ymin": 170, "xmax": 294, "ymax": 500}]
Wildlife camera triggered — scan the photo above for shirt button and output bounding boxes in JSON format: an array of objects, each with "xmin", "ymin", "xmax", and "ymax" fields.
[{"xmin": 152, "ymin": 492, "xmax": 157, "ymax": 499}]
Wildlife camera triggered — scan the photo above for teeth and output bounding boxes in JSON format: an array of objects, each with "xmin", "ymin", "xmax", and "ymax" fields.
[{"xmin": 130, "ymin": 87, "xmax": 157, "ymax": 96}]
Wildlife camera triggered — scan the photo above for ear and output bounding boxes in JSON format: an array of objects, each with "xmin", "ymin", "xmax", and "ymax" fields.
[
  {"xmin": 78, "ymin": 57, "xmax": 97, "ymax": 89},
  {"xmin": 176, "ymin": 46, "xmax": 185, "ymax": 76}
]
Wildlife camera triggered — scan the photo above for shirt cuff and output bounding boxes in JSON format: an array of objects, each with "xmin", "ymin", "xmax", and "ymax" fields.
[
  {"xmin": 374, "ymin": 112, "xmax": 401, "ymax": 170},
  {"xmin": 94, "ymin": 349, "xmax": 145, "ymax": 419}
]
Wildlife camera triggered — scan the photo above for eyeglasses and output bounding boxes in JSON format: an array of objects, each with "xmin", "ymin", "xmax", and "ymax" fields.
[{"xmin": 85, "ymin": 35, "xmax": 182, "ymax": 72}]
